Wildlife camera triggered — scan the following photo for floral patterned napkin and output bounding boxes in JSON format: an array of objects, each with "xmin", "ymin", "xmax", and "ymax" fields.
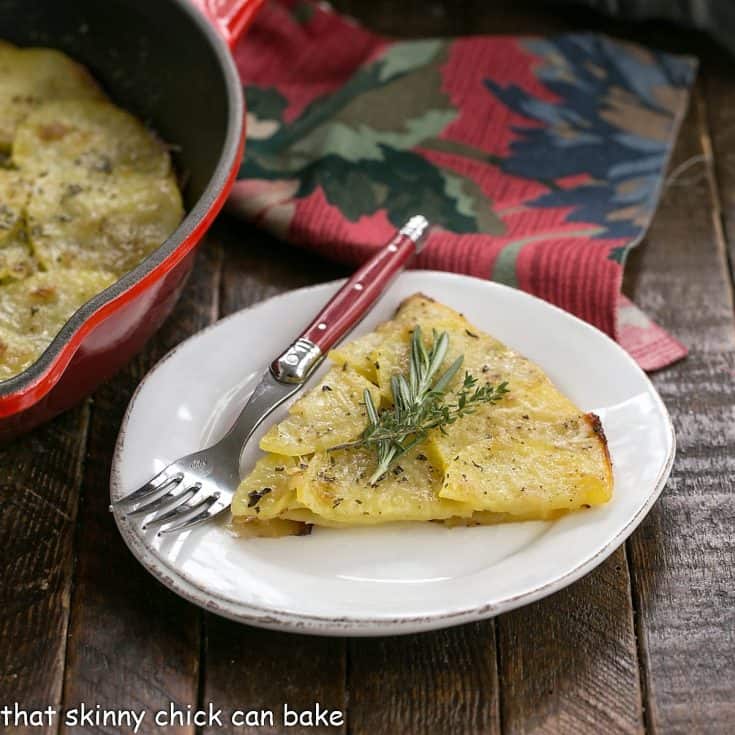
[{"xmin": 229, "ymin": 0, "xmax": 697, "ymax": 370}]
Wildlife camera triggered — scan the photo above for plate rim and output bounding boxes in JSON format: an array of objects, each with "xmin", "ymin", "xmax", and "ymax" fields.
[{"xmin": 110, "ymin": 270, "xmax": 676, "ymax": 636}]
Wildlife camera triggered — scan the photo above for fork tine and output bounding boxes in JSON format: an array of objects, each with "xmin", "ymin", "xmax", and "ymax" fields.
[
  {"xmin": 115, "ymin": 471, "xmax": 184, "ymax": 507},
  {"xmin": 159, "ymin": 504, "xmax": 224, "ymax": 535},
  {"xmin": 127, "ymin": 483, "xmax": 197, "ymax": 517},
  {"xmin": 141, "ymin": 484, "xmax": 202, "ymax": 528},
  {"xmin": 147, "ymin": 494, "xmax": 220, "ymax": 534}
]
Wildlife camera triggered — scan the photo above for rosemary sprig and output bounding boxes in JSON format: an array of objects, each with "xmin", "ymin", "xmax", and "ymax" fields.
[{"xmin": 331, "ymin": 327, "xmax": 509, "ymax": 485}]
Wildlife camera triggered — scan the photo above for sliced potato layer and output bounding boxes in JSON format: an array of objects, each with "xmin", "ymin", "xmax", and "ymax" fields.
[
  {"xmin": 26, "ymin": 169, "xmax": 182, "ymax": 274},
  {"xmin": 229, "ymin": 516, "xmax": 309, "ymax": 539},
  {"xmin": 260, "ymin": 367, "xmax": 380, "ymax": 456},
  {"xmin": 0, "ymin": 42, "xmax": 104, "ymax": 150},
  {"xmin": 0, "ymin": 269, "xmax": 115, "ymax": 342},
  {"xmin": 0, "ymin": 325, "xmax": 39, "ymax": 380},
  {"xmin": 13, "ymin": 99, "xmax": 170, "ymax": 177},
  {"xmin": 439, "ymin": 416, "xmax": 612, "ymax": 514},
  {"xmin": 0, "ymin": 231, "xmax": 36, "ymax": 281},
  {"xmin": 328, "ymin": 329, "xmax": 387, "ymax": 383},
  {"xmin": 0, "ymin": 169, "xmax": 29, "ymax": 245},
  {"xmin": 0, "ymin": 44, "xmax": 184, "ymax": 383},
  {"xmin": 231, "ymin": 454, "xmax": 303, "ymax": 520},
  {"xmin": 294, "ymin": 446, "xmax": 473, "ymax": 524}
]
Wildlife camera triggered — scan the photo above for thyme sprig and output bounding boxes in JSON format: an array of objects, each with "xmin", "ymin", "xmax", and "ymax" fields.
[{"xmin": 331, "ymin": 327, "xmax": 509, "ymax": 485}]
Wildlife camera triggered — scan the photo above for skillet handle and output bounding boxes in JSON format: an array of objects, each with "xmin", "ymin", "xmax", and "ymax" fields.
[{"xmin": 191, "ymin": 0, "xmax": 267, "ymax": 48}]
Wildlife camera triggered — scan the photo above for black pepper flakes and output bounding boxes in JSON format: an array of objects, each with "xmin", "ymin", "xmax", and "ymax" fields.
[
  {"xmin": 247, "ymin": 487, "xmax": 272, "ymax": 507},
  {"xmin": 63, "ymin": 183, "xmax": 83, "ymax": 199}
]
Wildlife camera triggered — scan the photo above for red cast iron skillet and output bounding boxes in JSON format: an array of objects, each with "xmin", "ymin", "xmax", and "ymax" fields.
[{"xmin": 0, "ymin": 0, "xmax": 264, "ymax": 441}]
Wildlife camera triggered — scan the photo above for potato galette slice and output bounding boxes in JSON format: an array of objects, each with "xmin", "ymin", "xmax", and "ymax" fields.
[
  {"xmin": 235, "ymin": 290, "xmax": 613, "ymax": 531},
  {"xmin": 293, "ymin": 446, "xmax": 473, "ymax": 525},
  {"xmin": 259, "ymin": 366, "xmax": 381, "ymax": 455}
]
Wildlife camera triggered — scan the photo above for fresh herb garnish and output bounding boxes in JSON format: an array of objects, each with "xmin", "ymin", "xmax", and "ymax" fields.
[{"xmin": 330, "ymin": 327, "xmax": 509, "ymax": 485}]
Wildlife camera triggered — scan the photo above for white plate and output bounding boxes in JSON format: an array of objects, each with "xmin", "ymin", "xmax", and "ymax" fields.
[{"xmin": 111, "ymin": 271, "xmax": 674, "ymax": 636}]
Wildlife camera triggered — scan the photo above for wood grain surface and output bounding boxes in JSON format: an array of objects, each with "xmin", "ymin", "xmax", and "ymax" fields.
[
  {"xmin": 0, "ymin": 406, "xmax": 89, "ymax": 735},
  {"xmin": 622, "ymin": 87, "xmax": 735, "ymax": 734},
  {"xmin": 497, "ymin": 551, "xmax": 643, "ymax": 735},
  {"xmin": 349, "ymin": 624, "xmax": 500, "ymax": 735},
  {"xmin": 59, "ymin": 244, "xmax": 224, "ymax": 735},
  {"xmin": 0, "ymin": 3, "xmax": 733, "ymax": 735}
]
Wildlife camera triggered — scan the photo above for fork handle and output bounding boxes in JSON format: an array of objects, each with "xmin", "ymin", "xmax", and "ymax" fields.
[{"xmin": 271, "ymin": 215, "xmax": 430, "ymax": 384}]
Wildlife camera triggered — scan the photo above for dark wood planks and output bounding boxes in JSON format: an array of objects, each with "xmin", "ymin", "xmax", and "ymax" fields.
[
  {"xmin": 202, "ymin": 623, "xmax": 346, "ymax": 735},
  {"xmin": 59, "ymin": 241, "xmax": 224, "ymax": 735},
  {"xmin": 349, "ymin": 624, "xmax": 500, "ymax": 735},
  {"xmin": 201, "ymin": 220, "xmax": 348, "ymax": 735},
  {"xmin": 623, "ymin": 88, "xmax": 735, "ymax": 733},
  {"xmin": 0, "ymin": 406, "xmax": 90, "ymax": 735},
  {"xmin": 497, "ymin": 552, "xmax": 643, "ymax": 735}
]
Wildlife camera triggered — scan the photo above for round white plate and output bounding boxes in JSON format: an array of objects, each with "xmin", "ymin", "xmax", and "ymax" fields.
[{"xmin": 111, "ymin": 271, "xmax": 674, "ymax": 636}]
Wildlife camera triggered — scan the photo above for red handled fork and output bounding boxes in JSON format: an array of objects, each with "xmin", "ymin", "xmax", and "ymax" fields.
[{"xmin": 112, "ymin": 216, "xmax": 430, "ymax": 534}]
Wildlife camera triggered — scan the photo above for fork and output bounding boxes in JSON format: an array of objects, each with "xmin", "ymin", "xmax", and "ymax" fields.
[{"xmin": 113, "ymin": 215, "xmax": 431, "ymax": 534}]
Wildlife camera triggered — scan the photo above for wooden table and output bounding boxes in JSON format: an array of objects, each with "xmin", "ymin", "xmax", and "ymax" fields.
[{"xmin": 2, "ymin": 2, "xmax": 734, "ymax": 733}]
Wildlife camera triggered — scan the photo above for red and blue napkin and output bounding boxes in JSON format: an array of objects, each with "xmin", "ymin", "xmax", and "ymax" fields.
[{"xmin": 229, "ymin": 0, "xmax": 697, "ymax": 370}]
